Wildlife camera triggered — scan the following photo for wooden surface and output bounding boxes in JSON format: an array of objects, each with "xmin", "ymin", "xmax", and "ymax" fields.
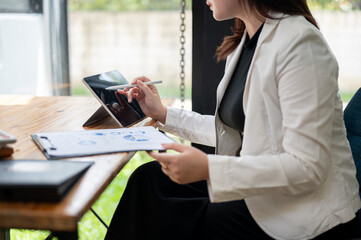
[{"xmin": 0, "ymin": 95, "xmax": 170, "ymax": 231}]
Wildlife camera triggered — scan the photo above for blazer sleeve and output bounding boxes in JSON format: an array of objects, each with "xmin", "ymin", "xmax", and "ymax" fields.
[
  {"xmin": 157, "ymin": 107, "xmax": 216, "ymax": 147},
  {"xmin": 207, "ymin": 25, "xmax": 340, "ymax": 202}
]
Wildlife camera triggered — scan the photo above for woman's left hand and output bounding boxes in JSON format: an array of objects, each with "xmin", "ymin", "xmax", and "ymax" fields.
[{"xmin": 148, "ymin": 143, "xmax": 209, "ymax": 184}]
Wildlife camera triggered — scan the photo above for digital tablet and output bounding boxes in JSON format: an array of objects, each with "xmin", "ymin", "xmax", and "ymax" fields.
[{"xmin": 82, "ymin": 70, "xmax": 146, "ymax": 127}]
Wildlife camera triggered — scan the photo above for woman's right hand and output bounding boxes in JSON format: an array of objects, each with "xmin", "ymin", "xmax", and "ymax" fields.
[{"xmin": 117, "ymin": 76, "xmax": 167, "ymax": 124}]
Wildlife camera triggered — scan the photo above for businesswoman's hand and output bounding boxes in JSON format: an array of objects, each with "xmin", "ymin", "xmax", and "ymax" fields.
[
  {"xmin": 148, "ymin": 143, "xmax": 209, "ymax": 184},
  {"xmin": 117, "ymin": 76, "xmax": 167, "ymax": 124}
]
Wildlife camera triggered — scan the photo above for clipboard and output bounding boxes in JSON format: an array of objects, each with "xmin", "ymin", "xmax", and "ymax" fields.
[
  {"xmin": 32, "ymin": 126, "xmax": 175, "ymax": 159},
  {"xmin": 32, "ymin": 135, "xmax": 58, "ymax": 159}
]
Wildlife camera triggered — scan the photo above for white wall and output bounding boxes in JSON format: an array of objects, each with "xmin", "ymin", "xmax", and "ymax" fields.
[
  {"xmin": 69, "ymin": 10, "xmax": 361, "ymax": 94},
  {"xmin": 315, "ymin": 10, "xmax": 361, "ymax": 92},
  {"xmin": 68, "ymin": 11, "xmax": 193, "ymax": 93}
]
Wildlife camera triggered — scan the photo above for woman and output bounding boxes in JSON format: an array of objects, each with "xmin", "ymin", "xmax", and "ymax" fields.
[{"xmin": 105, "ymin": 0, "xmax": 361, "ymax": 239}]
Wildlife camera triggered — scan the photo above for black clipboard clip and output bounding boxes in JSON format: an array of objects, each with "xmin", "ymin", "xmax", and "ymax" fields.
[{"xmin": 32, "ymin": 135, "xmax": 57, "ymax": 152}]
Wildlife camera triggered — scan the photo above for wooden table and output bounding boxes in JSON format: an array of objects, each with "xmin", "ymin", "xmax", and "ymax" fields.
[{"xmin": 0, "ymin": 95, "xmax": 166, "ymax": 240}]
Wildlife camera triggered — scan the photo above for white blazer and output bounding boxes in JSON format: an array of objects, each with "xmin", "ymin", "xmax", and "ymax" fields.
[{"xmin": 158, "ymin": 12, "xmax": 361, "ymax": 240}]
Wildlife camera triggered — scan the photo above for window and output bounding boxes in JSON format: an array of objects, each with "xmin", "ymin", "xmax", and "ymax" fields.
[{"xmin": 0, "ymin": 0, "xmax": 69, "ymax": 96}]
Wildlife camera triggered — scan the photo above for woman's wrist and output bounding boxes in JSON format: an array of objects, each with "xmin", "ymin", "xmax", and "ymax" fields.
[{"xmin": 157, "ymin": 105, "xmax": 167, "ymax": 125}]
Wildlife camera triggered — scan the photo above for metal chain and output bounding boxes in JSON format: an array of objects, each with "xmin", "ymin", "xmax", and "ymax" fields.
[{"xmin": 180, "ymin": 0, "xmax": 186, "ymax": 109}]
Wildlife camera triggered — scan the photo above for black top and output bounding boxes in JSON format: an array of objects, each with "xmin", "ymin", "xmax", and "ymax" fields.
[{"xmin": 218, "ymin": 24, "xmax": 263, "ymax": 133}]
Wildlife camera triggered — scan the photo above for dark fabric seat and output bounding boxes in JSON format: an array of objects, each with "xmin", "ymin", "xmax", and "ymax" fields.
[{"xmin": 343, "ymin": 87, "xmax": 361, "ymax": 238}]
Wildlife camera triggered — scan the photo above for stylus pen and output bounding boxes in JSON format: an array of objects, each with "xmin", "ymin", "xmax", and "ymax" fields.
[{"xmin": 105, "ymin": 80, "xmax": 163, "ymax": 90}]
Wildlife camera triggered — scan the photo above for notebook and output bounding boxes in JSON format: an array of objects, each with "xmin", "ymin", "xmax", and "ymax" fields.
[
  {"xmin": 82, "ymin": 70, "xmax": 146, "ymax": 127},
  {"xmin": 0, "ymin": 160, "xmax": 93, "ymax": 202}
]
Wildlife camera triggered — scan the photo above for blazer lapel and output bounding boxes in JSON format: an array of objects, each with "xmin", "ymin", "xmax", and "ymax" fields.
[
  {"xmin": 242, "ymin": 11, "xmax": 284, "ymax": 113},
  {"xmin": 216, "ymin": 31, "xmax": 247, "ymax": 109}
]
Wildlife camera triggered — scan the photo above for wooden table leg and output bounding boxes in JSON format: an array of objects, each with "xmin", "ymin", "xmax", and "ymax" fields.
[{"xmin": 0, "ymin": 229, "xmax": 10, "ymax": 240}]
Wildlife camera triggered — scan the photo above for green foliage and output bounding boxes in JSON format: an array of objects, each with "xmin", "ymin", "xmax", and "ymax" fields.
[
  {"xmin": 308, "ymin": 0, "xmax": 339, "ymax": 10},
  {"xmin": 68, "ymin": 0, "xmax": 192, "ymax": 11},
  {"xmin": 10, "ymin": 229, "xmax": 52, "ymax": 240},
  {"xmin": 308, "ymin": 0, "xmax": 361, "ymax": 10},
  {"xmin": 340, "ymin": 92, "xmax": 356, "ymax": 103}
]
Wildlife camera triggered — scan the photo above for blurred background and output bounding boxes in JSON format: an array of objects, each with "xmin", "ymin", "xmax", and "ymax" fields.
[
  {"xmin": 0, "ymin": 0, "xmax": 360, "ymax": 102},
  {"xmin": 0, "ymin": 0, "xmax": 192, "ymax": 102},
  {"xmin": 0, "ymin": 1, "xmax": 360, "ymax": 239}
]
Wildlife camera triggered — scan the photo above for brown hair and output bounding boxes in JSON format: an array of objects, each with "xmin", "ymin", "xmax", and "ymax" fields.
[{"xmin": 216, "ymin": 0, "xmax": 318, "ymax": 62}]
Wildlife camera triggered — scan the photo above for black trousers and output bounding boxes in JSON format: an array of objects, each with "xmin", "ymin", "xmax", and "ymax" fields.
[{"xmin": 105, "ymin": 161, "xmax": 358, "ymax": 240}]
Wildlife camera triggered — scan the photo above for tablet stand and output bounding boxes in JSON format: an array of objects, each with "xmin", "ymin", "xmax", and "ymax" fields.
[{"xmin": 83, "ymin": 106, "xmax": 110, "ymax": 127}]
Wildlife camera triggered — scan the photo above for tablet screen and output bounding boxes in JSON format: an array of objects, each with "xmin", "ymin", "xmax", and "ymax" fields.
[{"xmin": 83, "ymin": 70, "xmax": 146, "ymax": 127}]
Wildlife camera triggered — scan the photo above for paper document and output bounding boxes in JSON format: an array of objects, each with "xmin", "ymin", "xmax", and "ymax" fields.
[{"xmin": 32, "ymin": 126, "xmax": 174, "ymax": 159}]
